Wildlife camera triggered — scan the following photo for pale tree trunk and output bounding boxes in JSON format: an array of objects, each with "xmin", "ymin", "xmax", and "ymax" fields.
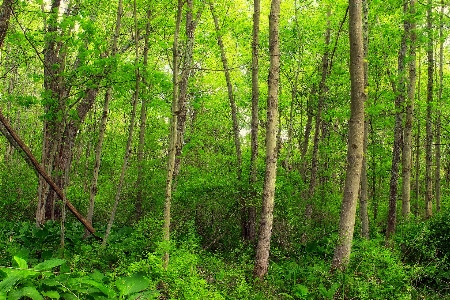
[
  {"xmin": 401, "ymin": 0, "xmax": 416, "ymax": 217},
  {"xmin": 435, "ymin": 0, "xmax": 443, "ymax": 212},
  {"xmin": 331, "ymin": 0, "xmax": 365, "ymax": 271},
  {"xmin": 386, "ymin": 0, "xmax": 408, "ymax": 239},
  {"xmin": 253, "ymin": 0, "xmax": 280, "ymax": 279},
  {"xmin": 102, "ymin": 0, "xmax": 140, "ymax": 247},
  {"xmin": 359, "ymin": 0, "xmax": 369, "ymax": 239},
  {"xmin": 173, "ymin": 0, "xmax": 203, "ymax": 180},
  {"xmin": 135, "ymin": 9, "xmax": 152, "ymax": 220},
  {"xmin": 163, "ymin": 0, "xmax": 183, "ymax": 269},
  {"xmin": 425, "ymin": 0, "xmax": 433, "ymax": 219},
  {"xmin": 86, "ymin": 0, "xmax": 123, "ymax": 236}
]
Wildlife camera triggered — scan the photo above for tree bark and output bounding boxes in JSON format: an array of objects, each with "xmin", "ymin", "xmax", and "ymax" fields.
[
  {"xmin": 253, "ymin": 0, "xmax": 280, "ymax": 279},
  {"xmin": 163, "ymin": 0, "xmax": 183, "ymax": 269},
  {"xmin": 435, "ymin": 0, "xmax": 443, "ymax": 212},
  {"xmin": 386, "ymin": 0, "xmax": 408, "ymax": 239},
  {"xmin": 331, "ymin": 0, "xmax": 365, "ymax": 271},
  {"xmin": 425, "ymin": 0, "xmax": 433, "ymax": 219},
  {"xmin": 359, "ymin": 0, "xmax": 369, "ymax": 240},
  {"xmin": 247, "ymin": 0, "xmax": 261, "ymax": 243},
  {"xmin": 401, "ymin": 0, "xmax": 416, "ymax": 218},
  {"xmin": 0, "ymin": 0, "xmax": 13, "ymax": 48}
]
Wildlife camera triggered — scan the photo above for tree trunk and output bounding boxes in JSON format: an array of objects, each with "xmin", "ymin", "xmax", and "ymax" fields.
[
  {"xmin": 253, "ymin": 0, "xmax": 280, "ymax": 279},
  {"xmin": 401, "ymin": 0, "xmax": 416, "ymax": 218},
  {"xmin": 209, "ymin": 1, "xmax": 246, "ymax": 238},
  {"xmin": 359, "ymin": 0, "xmax": 369, "ymax": 239},
  {"xmin": 247, "ymin": 0, "xmax": 261, "ymax": 243},
  {"xmin": 86, "ymin": 0, "xmax": 123, "ymax": 236},
  {"xmin": 386, "ymin": 0, "xmax": 408, "ymax": 239},
  {"xmin": 331, "ymin": 0, "xmax": 365, "ymax": 271},
  {"xmin": 135, "ymin": 9, "xmax": 152, "ymax": 220},
  {"xmin": 435, "ymin": 0, "xmax": 443, "ymax": 212},
  {"xmin": 425, "ymin": 0, "xmax": 433, "ymax": 219},
  {"xmin": 163, "ymin": 0, "xmax": 183, "ymax": 269}
]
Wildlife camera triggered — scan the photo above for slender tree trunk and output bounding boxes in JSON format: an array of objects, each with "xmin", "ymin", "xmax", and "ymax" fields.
[
  {"xmin": 163, "ymin": 0, "xmax": 183, "ymax": 269},
  {"xmin": 425, "ymin": 0, "xmax": 433, "ymax": 219},
  {"xmin": 414, "ymin": 49, "xmax": 421, "ymax": 217},
  {"xmin": 435, "ymin": 0, "xmax": 443, "ymax": 212},
  {"xmin": 253, "ymin": 0, "xmax": 280, "ymax": 279},
  {"xmin": 135, "ymin": 9, "xmax": 152, "ymax": 220},
  {"xmin": 402, "ymin": 0, "xmax": 416, "ymax": 218},
  {"xmin": 86, "ymin": 0, "xmax": 123, "ymax": 236},
  {"xmin": 386, "ymin": 0, "xmax": 408, "ymax": 239},
  {"xmin": 306, "ymin": 8, "xmax": 331, "ymax": 222},
  {"xmin": 359, "ymin": 0, "xmax": 369, "ymax": 239},
  {"xmin": 248, "ymin": 0, "xmax": 261, "ymax": 242},
  {"xmin": 209, "ymin": 1, "xmax": 246, "ymax": 238},
  {"xmin": 331, "ymin": 0, "xmax": 365, "ymax": 271},
  {"xmin": 173, "ymin": 0, "xmax": 203, "ymax": 179},
  {"xmin": 102, "ymin": 0, "xmax": 140, "ymax": 247}
]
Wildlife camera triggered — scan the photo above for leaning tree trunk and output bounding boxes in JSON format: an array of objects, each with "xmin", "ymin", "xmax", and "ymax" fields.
[
  {"xmin": 331, "ymin": 0, "xmax": 366, "ymax": 272},
  {"xmin": 425, "ymin": 0, "xmax": 433, "ymax": 219},
  {"xmin": 253, "ymin": 0, "xmax": 280, "ymax": 279}
]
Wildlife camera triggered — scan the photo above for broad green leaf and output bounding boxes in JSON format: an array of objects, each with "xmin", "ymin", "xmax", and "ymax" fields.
[
  {"xmin": 0, "ymin": 291, "xmax": 5, "ymax": 300},
  {"xmin": 34, "ymin": 259, "xmax": 66, "ymax": 271},
  {"xmin": 42, "ymin": 290, "xmax": 60, "ymax": 299},
  {"xmin": 76, "ymin": 278, "xmax": 115, "ymax": 298},
  {"xmin": 8, "ymin": 286, "xmax": 43, "ymax": 300},
  {"xmin": 60, "ymin": 293, "xmax": 79, "ymax": 300},
  {"xmin": 0, "ymin": 275, "xmax": 20, "ymax": 292},
  {"xmin": 115, "ymin": 273, "xmax": 149, "ymax": 297},
  {"xmin": 13, "ymin": 256, "xmax": 27, "ymax": 269},
  {"xmin": 128, "ymin": 290, "xmax": 160, "ymax": 300}
]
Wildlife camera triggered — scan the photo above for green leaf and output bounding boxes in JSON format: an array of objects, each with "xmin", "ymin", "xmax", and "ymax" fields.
[
  {"xmin": 8, "ymin": 286, "xmax": 43, "ymax": 300},
  {"xmin": 34, "ymin": 259, "xmax": 66, "ymax": 271},
  {"xmin": 77, "ymin": 278, "xmax": 115, "ymax": 298},
  {"xmin": 115, "ymin": 273, "xmax": 150, "ymax": 297},
  {"xmin": 60, "ymin": 293, "xmax": 79, "ymax": 300},
  {"xmin": 0, "ymin": 275, "xmax": 20, "ymax": 292},
  {"xmin": 293, "ymin": 284, "xmax": 308, "ymax": 298},
  {"xmin": 42, "ymin": 290, "xmax": 60, "ymax": 299},
  {"xmin": 13, "ymin": 256, "xmax": 28, "ymax": 269}
]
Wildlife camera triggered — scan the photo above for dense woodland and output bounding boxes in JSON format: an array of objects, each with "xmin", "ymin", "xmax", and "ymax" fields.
[{"xmin": 1, "ymin": 0, "xmax": 450, "ymax": 298}]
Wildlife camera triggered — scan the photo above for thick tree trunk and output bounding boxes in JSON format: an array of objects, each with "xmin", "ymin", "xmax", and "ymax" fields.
[
  {"xmin": 425, "ymin": 0, "xmax": 433, "ymax": 219},
  {"xmin": 386, "ymin": 0, "xmax": 408, "ymax": 239},
  {"xmin": 331, "ymin": 0, "xmax": 365, "ymax": 271},
  {"xmin": 0, "ymin": 0, "xmax": 13, "ymax": 48},
  {"xmin": 401, "ymin": 0, "xmax": 416, "ymax": 217},
  {"xmin": 253, "ymin": 0, "xmax": 280, "ymax": 279}
]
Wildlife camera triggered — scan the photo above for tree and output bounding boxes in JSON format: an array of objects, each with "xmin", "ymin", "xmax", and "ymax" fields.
[
  {"xmin": 254, "ymin": 0, "xmax": 280, "ymax": 279},
  {"xmin": 425, "ymin": 0, "xmax": 433, "ymax": 219},
  {"xmin": 331, "ymin": 0, "xmax": 366, "ymax": 271}
]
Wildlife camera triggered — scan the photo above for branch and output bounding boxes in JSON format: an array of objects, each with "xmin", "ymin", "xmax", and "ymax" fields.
[{"xmin": 0, "ymin": 108, "xmax": 100, "ymax": 239}]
